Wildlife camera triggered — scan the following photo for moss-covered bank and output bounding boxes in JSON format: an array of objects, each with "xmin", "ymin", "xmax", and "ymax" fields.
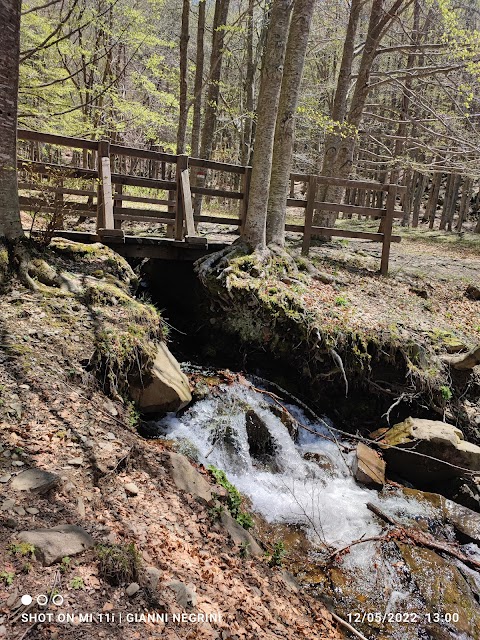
[{"xmin": 192, "ymin": 247, "xmax": 479, "ymax": 439}]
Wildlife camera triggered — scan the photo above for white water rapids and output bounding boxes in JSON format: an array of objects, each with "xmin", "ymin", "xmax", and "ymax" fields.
[
  {"xmin": 157, "ymin": 380, "xmax": 479, "ymax": 639},
  {"xmin": 158, "ymin": 382, "xmax": 431, "ymax": 559}
]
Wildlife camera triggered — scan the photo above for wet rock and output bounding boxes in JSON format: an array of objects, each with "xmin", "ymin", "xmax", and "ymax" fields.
[
  {"xmin": 164, "ymin": 452, "xmax": 212, "ymax": 503},
  {"xmin": 125, "ymin": 582, "xmax": 140, "ymax": 597},
  {"xmin": 18, "ymin": 525, "xmax": 94, "ymax": 566},
  {"xmin": 268, "ymin": 404, "xmax": 298, "ymax": 440},
  {"xmin": 352, "ymin": 443, "xmax": 385, "ymax": 487},
  {"xmin": 449, "ymin": 476, "xmax": 480, "ymax": 513},
  {"xmin": 397, "ymin": 543, "xmax": 480, "ymax": 638},
  {"xmin": 220, "ymin": 511, "xmax": 263, "ymax": 557},
  {"xmin": 372, "ymin": 417, "xmax": 480, "ymax": 484},
  {"xmin": 129, "ymin": 342, "xmax": 191, "ymax": 414},
  {"xmin": 444, "ymin": 499, "xmax": 480, "ymax": 544},
  {"xmin": 167, "ymin": 581, "xmax": 197, "ymax": 608},
  {"xmin": 245, "ymin": 410, "xmax": 275, "ymax": 460},
  {"xmin": 10, "ymin": 468, "xmax": 60, "ymax": 494}
]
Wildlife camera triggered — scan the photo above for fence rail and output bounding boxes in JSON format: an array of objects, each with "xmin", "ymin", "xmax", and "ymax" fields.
[{"xmin": 17, "ymin": 129, "xmax": 405, "ymax": 274}]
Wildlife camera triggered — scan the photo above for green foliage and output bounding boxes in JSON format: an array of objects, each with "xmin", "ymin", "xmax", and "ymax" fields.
[
  {"xmin": 60, "ymin": 556, "xmax": 71, "ymax": 573},
  {"xmin": 70, "ymin": 576, "xmax": 85, "ymax": 590},
  {"xmin": 95, "ymin": 543, "xmax": 141, "ymax": 586},
  {"xmin": 9, "ymin": 542, "xmax": 36, "ymax": 558},
  {"xmin": 440, "ymin": 385, "xmax": 453, "ymax": 401},
  {"xmin": 266, "ymin": 541, "xmax": 286, "ymax": 568},
  {"xmin": 0, "ymin": 571, "xmax": 15, "ymax": 585},
  {"xmin": 334, "ymin": 295, "xmax": 349, "ymax": 307},
  {"xmin": 208, "ymin": 465, "xmax": 254, "ymax": 530}
]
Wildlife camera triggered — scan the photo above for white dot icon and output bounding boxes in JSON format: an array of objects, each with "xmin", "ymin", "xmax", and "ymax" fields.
[{"xmin": 21, "ymin": 594, "xmax": 33, "ymax": 606}]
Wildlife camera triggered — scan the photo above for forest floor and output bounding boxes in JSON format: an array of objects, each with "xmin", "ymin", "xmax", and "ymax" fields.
[{"xmin": 0, "ymin": 240, "xmax": 340, "ymax": 640}]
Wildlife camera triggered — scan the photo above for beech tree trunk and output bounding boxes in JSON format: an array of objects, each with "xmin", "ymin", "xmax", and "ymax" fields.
[
  {"xmin": 456, "ymin": 177, "xmax": 472, "ymax": 232},
  {"xmin": 313, "ymin": 0, "xmax": 363, "ymax": 231},
  {"xmin": 242, "ymin": 0, "xmax": 293, "ymax": 249},
  {"xmin": 266, "ymin": 0, "xmax": 315, "ymax": 247},
  {"xmin": 241, "ymin": 0, "xmax": 255, "ymax": 167},
  {"xmin": 191, "ymin": 0, "xmax": 205, "ymax": 158},
  {"xmin": 426, "ymin": 171, "xmax": 442, "ymax": 229},
  {"xmin": 0, "ymin": 0, "xmax": 23, "ymax": 239},
  {"xmin": 176, "ymin": 0, "xmax": 190, "ymax": 153},
  {"xmin": 314, "ymin": 0, "xmax": 409, "ymax": 231}
]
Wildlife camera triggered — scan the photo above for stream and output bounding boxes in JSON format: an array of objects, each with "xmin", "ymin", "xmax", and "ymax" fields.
[{"xmin": 155, "ymin": 373, "xmax": 480, "ymax": 640}]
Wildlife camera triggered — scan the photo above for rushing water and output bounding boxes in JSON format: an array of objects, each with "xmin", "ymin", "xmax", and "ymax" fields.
[{"xmin": 156, "ymin": 377, "xmax": 480, "ymax": 639}]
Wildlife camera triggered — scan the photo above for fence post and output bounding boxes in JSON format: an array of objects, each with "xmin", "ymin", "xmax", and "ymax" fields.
[
  {"xmin": 175, "ymin": 154, "xmax": 188, "ymax": 240},
  {"xmin": 301, "ymin": 175, "xmax": 317, "ymax": 256},
  {"xmin": 239, "ymin": 166, "xmax": 252, "ymax": 234},
  {"xmin": 96, "ymin": 139, "xmax": 113, "ymax": 231},
  {"xmin": 380, "ymin": 184, "xmax": 396, "ymax": 276}
]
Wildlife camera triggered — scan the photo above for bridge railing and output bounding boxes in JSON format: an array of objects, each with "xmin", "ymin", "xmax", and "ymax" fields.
[{"xmin": 17, "ymin": 129, "xmax": 405, "ymax": 274}]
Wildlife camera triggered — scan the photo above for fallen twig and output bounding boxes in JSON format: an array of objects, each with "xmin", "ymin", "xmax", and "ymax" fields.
[
  {"xmin": 329, "ymin": 610, "xmax": 370, "ymax": 640},
  {"xmin": 367, "ymin": 502, "xmax": 480, "ymax": 571}
]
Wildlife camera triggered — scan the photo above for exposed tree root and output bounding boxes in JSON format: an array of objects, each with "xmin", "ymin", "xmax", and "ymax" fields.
[{"xmin": 442, "ymin": 345, "xmax": 480, "ymax": 371}]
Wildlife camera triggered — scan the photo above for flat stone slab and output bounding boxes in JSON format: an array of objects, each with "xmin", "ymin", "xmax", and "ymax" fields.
[
  {"xmin": 220, "ymin": 512, "xmax": 263, "ymax": 557},
  {"xmin": 18, "ymin": 525, "xmax": 95, "ymax": 566},
  {"xmin": 10, "ymin": 469, "xmax": 60, "ymax": 494},
  {"xmin": 352, "ymin": 443, "xmax": 385, "ymax": 487},
  {"xmin": 165, "ymin": 452, "xmax": 212, "ymax": 504}
]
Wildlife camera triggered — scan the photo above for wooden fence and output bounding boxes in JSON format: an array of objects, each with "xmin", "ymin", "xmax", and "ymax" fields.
[{"xmin": 17, "ymin": 129, "xmax": 405, "ymax": 275}]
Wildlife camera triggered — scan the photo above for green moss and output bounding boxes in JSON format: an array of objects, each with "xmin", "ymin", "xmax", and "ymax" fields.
[{"xmin": 208, "ymin": 465, "xmax": 254, "ymax": 530}]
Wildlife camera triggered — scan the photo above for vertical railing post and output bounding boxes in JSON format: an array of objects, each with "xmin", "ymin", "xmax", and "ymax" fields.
[
  {"xmin": 239, "ymin": 165, "xmax": 252, "ymax": 234},
  {"xmin": 96, "ymin": 139, "xmax": 113, "ymax": 231},
  {"xmin": 175, "ymin": 154, "xmax": 188, "ymax": 240},
  {"xmin": 301, "ymin": 175, "xmax": 317, "ymax": 256},
  {"xmin": 380, "ymin": 184, "xmax": 396, "ymax": 276}
]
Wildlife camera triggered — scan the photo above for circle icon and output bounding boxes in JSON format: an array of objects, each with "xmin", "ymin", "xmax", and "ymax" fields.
[
  {"xmin": 21, "ymin": 594, "xmax": 32, "ymax": 606},
  {"xmin": 37, "ymin": 594, "xmax": 48, "ymax": 606},
  {"xmin": 52, "ymin": 594, "xmax": 64, "ymax": 606}
]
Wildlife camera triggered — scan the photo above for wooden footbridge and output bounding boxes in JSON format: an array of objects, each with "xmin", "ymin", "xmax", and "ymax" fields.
[{"xmin": 17, "ymin": 130, "xmax": 405, "ymax": 273}]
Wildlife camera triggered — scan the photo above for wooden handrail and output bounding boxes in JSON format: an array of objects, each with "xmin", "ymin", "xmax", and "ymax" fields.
[
  {"xmin": 17, "ymin": 128, "xmax": 405, "ymax": 274},
  {"xmin": 18, "ymin": 129, "xmax": 98, "ymax": 151}
]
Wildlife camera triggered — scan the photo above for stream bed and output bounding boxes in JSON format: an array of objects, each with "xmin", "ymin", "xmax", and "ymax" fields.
[{"xmin": 155, "ymin": 372, "xmax": 480, "ymax": 640}]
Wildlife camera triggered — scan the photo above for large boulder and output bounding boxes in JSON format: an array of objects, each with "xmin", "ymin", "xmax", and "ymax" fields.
[
  {"xmin": 18, "ymin": 525, "xmax": 94, "ymax": 566},
  {"xmin": 130, "ymin": 342, "xmax": 191, "ymax": 414},
  {"xmin": 372, "ymin": 417, "xmax": 480, "ymax": 485}
]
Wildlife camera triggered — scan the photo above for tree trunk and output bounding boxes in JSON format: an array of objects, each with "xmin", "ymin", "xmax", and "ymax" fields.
[
  {"xmin": 266, "ymin": 0, "xmax": 315, "ymax": 247},
  {"xmin": 313, "ymin": 0, "xmax": 363, "ymax": 232},
  {"xmin": 241, "ymin": 0, "xmax": 255, "ymax": 167},
  {"xmin": 176, "ymin": 0, "xmax": 190, "ymax": 153},
  {"xmin": 242, "ymin": 0, "xmax": 293, "ymax": 250},
  {"xmin": 194, "ymin": 0, "xmax": 230, "ymax": 214},
  {"xmin": 412, "ymin": 173, "xmax": 428, "ymax": 228},
  {"xmin": 426, "ymin": 171, "xmax": 442, "ymax": 229},
  {"xmin": 456, "ymin": 177, "xmax": 472, "ymax": 232},
  {"xmin": 446, "ymin": 174, "xmax": 461, "ymax": 231},
  {"xmin": 0, "ymin": 0, "xmax": 23, "ymax": 239},
  {"xmin": 439, "ymin": 174, "xmax": 453, "ymax": 230},
  {"xmin": 191, "ymin": 0, "xmax": 205, "ymax": 158}
]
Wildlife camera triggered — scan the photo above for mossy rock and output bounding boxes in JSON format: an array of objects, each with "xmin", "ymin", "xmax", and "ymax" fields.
[{"xmin": 398, "ymin": 543, "xmax": 480, "ymax": 637}]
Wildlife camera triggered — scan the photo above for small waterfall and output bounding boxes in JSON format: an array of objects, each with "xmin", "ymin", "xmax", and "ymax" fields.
[
  {"xmin": 158, "ymin": 381, "xmax": 433, "ymax": 553},
  {"xmin": 157, "ymin": 377, "xmax": 480, "ymax": 639}
]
